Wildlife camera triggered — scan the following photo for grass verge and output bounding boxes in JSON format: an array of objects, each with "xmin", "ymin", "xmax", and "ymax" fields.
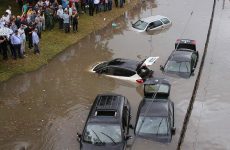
[{"xmin": 0, "ymin": 0, "xmax": 140, "ymax": 82}]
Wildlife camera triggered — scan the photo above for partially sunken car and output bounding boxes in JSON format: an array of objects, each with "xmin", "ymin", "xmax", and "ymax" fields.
[
  {"xmin": 131, "ymin": 15, "xmax": 172, "ymax": 33},
  {"xmin": 90, "ymin": 57, "xmax": 159, "ymax": 84},
  {"xmin": 77, "ymin": 94, "xmax": 132, "ymax": 150},
  {"xmin": 161, "ymin": 39, "xmax": 199, "ymax": 78},
  {"xmin": 134, "ymin": 78, "xmax": 175, "ymax": 143}
]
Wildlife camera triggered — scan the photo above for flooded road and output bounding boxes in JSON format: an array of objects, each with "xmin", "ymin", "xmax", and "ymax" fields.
[{"xmin": 0, "ymin": 0, "xmax": 215, "ymax": 149}]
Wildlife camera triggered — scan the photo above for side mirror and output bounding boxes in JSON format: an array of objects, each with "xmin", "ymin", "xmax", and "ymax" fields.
[
  {"xmin": 160, "ymin": 65, "xmax": 164, "ymax": 71},
  {"xmin": 77, "ymin": 133, "xmax": 82, "ymax": 142},
  {"xmin": 125, "ymin": 135, "xmax": 132, "ymax": 141},
  {"xmin": 171, "ymin": 127, "xmax": 176, "ymax": 135}
]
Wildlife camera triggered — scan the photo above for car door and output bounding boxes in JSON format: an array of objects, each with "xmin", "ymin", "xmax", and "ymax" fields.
[
  {"xmin": 105, "ymin": 67, "xmax": 137, "ymax": 82},
  {"xmin": 150, "ymin": 20, "xmax": 164, "ymax": 30}
]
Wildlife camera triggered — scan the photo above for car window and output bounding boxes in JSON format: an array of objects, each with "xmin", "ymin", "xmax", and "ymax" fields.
[
  {"xmin": 144, "ymin": 84, "xmax": 170, "ymax": 94},
  {"xmin": 191, "ymin": 53, "xmax": 198, "ymax": 68},
  {"xmin": 161, "ymin": 18, "xmax": 170, "ymax": 24},
  {"xmin": 165, "ymin": 61, "xmax": 191, "ymax": 73},
  {"xmin": 132, "ymin": 20, "xmax": 148, "ymax": 30},
  {"xmin": 112, "ymin": 68, "xmax": 135, "ymax": 77},
  {"xmin": 152, "ymin": 20, "xmax": 163, "ymax": 28},
  {"xmin": 84, "ymin": 124, "xmax": 122, "ymax": 144},
  {"xmin": 136, "ymin": 116, "xmax": 169, "ymax": 135}
]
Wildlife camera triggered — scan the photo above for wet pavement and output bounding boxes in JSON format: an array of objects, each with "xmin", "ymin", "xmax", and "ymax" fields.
[
  {"xmin": 181, "ymin": 0, "xmax": 230, "ymax": 149},
  {"xmin": 0, "ymin": 0, "xmax": 216, "ymax": 149}
]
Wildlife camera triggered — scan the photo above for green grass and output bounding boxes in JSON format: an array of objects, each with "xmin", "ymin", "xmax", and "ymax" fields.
[{"xmin": 0, "ymin": 1, "xmax": 139, "ymax": 82}]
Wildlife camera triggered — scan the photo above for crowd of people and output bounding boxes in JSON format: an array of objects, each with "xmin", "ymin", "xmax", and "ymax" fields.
[{"xmin": 0, "ymin": 0, "xmax": 126, "ymax": 61}]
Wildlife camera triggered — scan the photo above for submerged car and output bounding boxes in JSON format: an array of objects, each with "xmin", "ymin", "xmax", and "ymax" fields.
[
  {"xmin": 77, "ymin": 94, "xmax": 132, "ymax": 150},
  {"xmin": 161, "ymin": 39, "xmax": 199, "ymax": 78},
  {"xmin": 90, "ymin": 57, "xmax": 159, "ymax": 84},
  {"xmin": 134, "ymin": 77, "xmax": 175, "ymax": 143},
  {"xmin": 131, "ymin": 15, "xmax": 172, "ymax": 33}
]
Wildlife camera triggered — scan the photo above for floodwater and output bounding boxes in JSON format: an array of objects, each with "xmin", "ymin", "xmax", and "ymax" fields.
[
  {"xmin": 182, "ymin": 0, "xmax": 230, "ymax": 150},
  {"xmin": 0, "ymin": 0, "xmax": 215, "ymax": 149}
]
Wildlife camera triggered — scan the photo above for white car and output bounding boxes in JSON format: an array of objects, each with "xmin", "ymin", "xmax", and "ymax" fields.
[
  {"xmin": 90, "ymin": 57, "xmax": 159, "ymax": 84},
  {"xmin": 131, "ymin": 15, "xmax": 172, "ymax": 33}
]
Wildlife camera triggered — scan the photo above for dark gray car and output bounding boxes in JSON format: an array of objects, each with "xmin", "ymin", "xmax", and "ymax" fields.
[{"xmin": 77, "ymin": 94, "xmax": 132, "ymax": 150}]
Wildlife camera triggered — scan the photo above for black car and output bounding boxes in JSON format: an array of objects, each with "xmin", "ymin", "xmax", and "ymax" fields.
[
  {"xmin": 77, "ymin": 94, "xmax": 132, "ymax": 150},
  {"xmin": 135, "ymin": 99, "xmax": 175, "ymax": 143},
  {"xmin": 161, "ymin": 39, "xmax": 199, "ymax": 78},
  {"xmin": 134, "ymin": 78, "xmax": 175, "ymax": 143}
]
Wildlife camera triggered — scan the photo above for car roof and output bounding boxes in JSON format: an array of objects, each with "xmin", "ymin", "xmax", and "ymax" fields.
[
  {"xmin": 139, "ymin": 99, "xmax": 170, "ymax": 117},
  {"xmin": 108, "ymin": 58, "xmax": 139, "ymax": 71},
  {"xmin": 170, "ymin": 49, "xmax": 193, "ymax": 62},
  {"xmin": 88, "ymin": 93, "xmax": 125, "ymax": 124},
  {"xmin": 140, "ymin": 15, "xmax": 168, "ymax": 23}
]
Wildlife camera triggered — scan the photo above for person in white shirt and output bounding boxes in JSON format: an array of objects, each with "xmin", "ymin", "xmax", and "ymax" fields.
[
  {"xmin": 94, "ymin": 0, "xmax": 100, "ymax": 14},
  {"xmin": 57, "ymin": 5, "xmax": 64, "ymax": 29},
  {"xmin": 11, "ymin": 30, "xmax": 23, "ymax": 59},
  {"xmin": 2, "ymin": 12, "xmax": 10, "ymax": 25},
  {"xmin": 32, "ymin": 28, "xmax": 40, "ymax": 54},
  {"xmin": 18, "ymin": 24, "xmax": 26, "ymax": 54}
]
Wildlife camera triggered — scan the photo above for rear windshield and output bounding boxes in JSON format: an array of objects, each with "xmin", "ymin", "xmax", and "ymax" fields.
[
  {"xmin": 132, "ymin": 20, "xmax": 148, "ymax": 30},
  {"xmin": 144, "ymin": 84, "xmax": 169, "ymax": 94}
]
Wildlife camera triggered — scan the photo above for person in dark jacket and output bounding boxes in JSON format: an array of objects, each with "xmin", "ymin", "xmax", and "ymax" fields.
[
  {"xmin": 89, "ymin": 0, "xmax": 94, "ymax": 16},
  {"xmin": 72, "ymin": 11, "xmax": 79, "ymax": 32},
  {"xmin": 0, "ymin": 36, "xmax": 8, "ymax": 60}
]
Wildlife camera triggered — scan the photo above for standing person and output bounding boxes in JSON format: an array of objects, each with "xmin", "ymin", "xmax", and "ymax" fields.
[
  {"xmin": 114, "ymin": 0, "xmax": 118, "ymax": 7},
  {"xmin": 22, "ymin": 2, "xmax": 29, "ymax": 14},
  {"xmin": 35, "ymin": 13, "xmax": 43, "ymax": 38},
  {"xmin": 57, "ymin": 5, "xmax": 64, "ymax": 29},
  {"xmin": 63, "ymin": 10, "xmax": 70, "ymax": 33},
  {"xmin": 72, "ymin": 11, "xmax": 79, "ymax": 32},
  {"xmin": 0, "ymin": 36, "xmax": 8, "ymax": 60},
  {"xmin": 89, "ymin": 0, "xmax": 94, "ymax": 16},
  {"xmin": 32, "ymin": 28, "xmax": 40, "ymax": 54},
  {"xmin": 108, "ymin": 0, "xmax": 112, "ymax": 10},
  {"xmin": 18, "ymin": 24, "xmax": 26, "ymax": 55},
  {"xmin": 27, "ymin": 24, "xmax": 34, "ymax": 49},
  {"xmin": 94, "ymin": 0, "xmax": 100, "ymax": 14},
  {"xmin": 73, "ymin": 0, "xmax": 80, "ymax": 12},
  {"xmin": 81, "ymin": 0, "xmax": 86, "ymax": 13},
  {"xmin": 11, "ymin": 30, "xmax": 23, "ymax": 59},
  {"xmin": 67, "ymin": 5, "xmax": 73, "ymax": 25}
]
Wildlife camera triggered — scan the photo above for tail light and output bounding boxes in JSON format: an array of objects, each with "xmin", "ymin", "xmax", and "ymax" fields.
[{"xmin": 136, "ymin": 79, "xmax": 144, "ymax": 84}]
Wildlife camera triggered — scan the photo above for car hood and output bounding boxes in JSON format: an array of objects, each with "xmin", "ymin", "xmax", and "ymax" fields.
[
  {"xmin": 81, "ymin": 142, "xmax": 125, "ymax": 150},
  {"xmin": 136, "ymin": 134, "xmax": 172, "ymax": 143},
  {"xmin": 163, "ymin": 71, "xmax": 191, "ymax": 79}
]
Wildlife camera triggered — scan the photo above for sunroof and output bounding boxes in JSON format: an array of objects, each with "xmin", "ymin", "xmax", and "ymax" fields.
[{"xmin": 96, "ymin": 110, "xmax": 117, "ymax": 117}]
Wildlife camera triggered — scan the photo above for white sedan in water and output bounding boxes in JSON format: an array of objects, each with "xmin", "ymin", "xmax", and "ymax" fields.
[
  {"xmin": 131, "ymin": 15, "xmax": 172, "ymax": 33},
  {"xmin": 90, "ymin": 57, "xmax": 159, "ymax": 84}
]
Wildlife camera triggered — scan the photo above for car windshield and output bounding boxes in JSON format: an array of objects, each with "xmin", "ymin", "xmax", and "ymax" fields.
[
  {"xmin": 132, "ymin": 20, "xmax": 148, "ymax": 30},
  {"xmin": 83, "ymin": 124, "xmax": 122, "ymax": 144},
  {"xmin": 164, "ymin": 61, "xmax": 191, "ymax": 73},
  {"xmin": 136, "ymin": 116, "xmax": 169, "ymax": 135},
  {"xmin": 145, "ymin": 84, "xmax": 169, "ymax": 94}
]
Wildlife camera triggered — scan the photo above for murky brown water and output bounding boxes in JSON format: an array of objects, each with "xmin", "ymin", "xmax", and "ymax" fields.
[{"xmin": 0, "ymin": 0, "xmax": 215, "ymax": 149}]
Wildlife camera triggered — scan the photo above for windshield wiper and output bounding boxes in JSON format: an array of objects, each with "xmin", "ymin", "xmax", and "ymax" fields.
[
  {"xmin": 100, "ymin": 132, "xmax": 117, "ymax": 145},
  {"xmin": 156, "ymin": 118, "xmax": 164, "ymax": 136},
  {"xmin": 91, "ymin": 129, "xmax": 104, "ymax": 145}
]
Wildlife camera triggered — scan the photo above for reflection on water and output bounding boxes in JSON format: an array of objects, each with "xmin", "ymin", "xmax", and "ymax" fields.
[{"xmin": 0, "ymin": 0, "xmax": 214, "ymax": 149}]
